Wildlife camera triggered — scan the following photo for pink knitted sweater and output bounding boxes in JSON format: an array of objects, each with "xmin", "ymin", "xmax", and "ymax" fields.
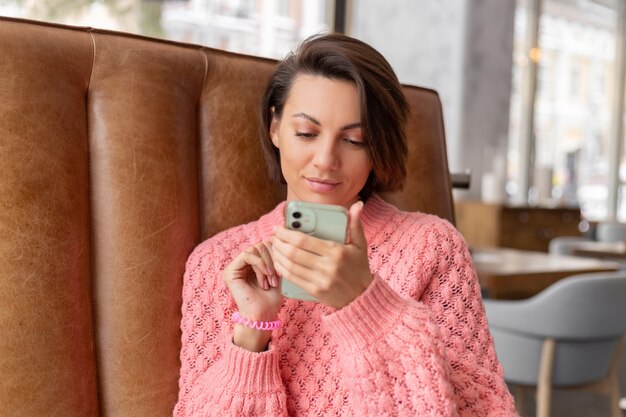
[{"xmin": 174, "ymin": 195, "xmax": 518, "ymax": 416}]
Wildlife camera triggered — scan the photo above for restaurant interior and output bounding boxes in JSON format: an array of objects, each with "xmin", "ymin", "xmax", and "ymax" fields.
[{"xmin": 1, "ymin": 0, "xmax": 626, "ymax": 416}]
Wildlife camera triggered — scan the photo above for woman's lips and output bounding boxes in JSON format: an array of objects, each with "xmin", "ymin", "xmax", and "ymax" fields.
[{"xmin": 305, "ymin": 178, "xmax": 340, "ymax": 193}]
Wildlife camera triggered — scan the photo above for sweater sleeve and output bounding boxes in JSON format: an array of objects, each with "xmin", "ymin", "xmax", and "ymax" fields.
[
  {"xmin": 173, "ymin": 240, "xmax": 288, "ymax": 417},
  {"xmin": 322, "ymin": 221, "xmax": 519, "ymax": 416}
]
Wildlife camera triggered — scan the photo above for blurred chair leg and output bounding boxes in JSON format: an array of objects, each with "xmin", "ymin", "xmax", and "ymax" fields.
[
  {"xmin": 537, "ymin": 338, "xmax": 556, "ymax": 417},
  {"xmin": 608, "ymin": 340, "xmax": 623, "ymax": 417},
  {"xmin": 513, "ymin": 385, "xmax": 525, "ymax": 415},
  {"xmin": 610, "ymin": 385, "xmax": 621, "ymax": 417},
  {"xmin": 560, "ymin": 339, "xmax": 622, "ymax": 417}
]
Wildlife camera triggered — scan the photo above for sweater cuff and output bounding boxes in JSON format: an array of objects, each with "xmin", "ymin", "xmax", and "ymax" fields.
[
  {"xmin": 218, "ymin": 340, "xmax": 283, "ymax": 394},
  {"xmin": 322, "ymin": 274, "xmax": 407, "ymax": 350}
]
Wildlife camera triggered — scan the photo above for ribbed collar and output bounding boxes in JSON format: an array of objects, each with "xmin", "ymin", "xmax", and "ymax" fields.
[
  {"xmin": 359, "ymin": 194, "xmax": 398, "ymax": 240},
  {"xmin": 256, "ymin": 194, "xmax": 398, "ymax": 244}
]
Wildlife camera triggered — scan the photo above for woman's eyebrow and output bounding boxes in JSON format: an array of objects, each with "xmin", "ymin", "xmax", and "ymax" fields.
[
  {"xmin": 293, "ymin": 112, "xmax": 320, "ymax": 125},
  {"xmin": 340, "ymin": 122, "xmax": 362, "ymax": 130},
  {"xmin": 292, "ymin": 112, "xmax": 361, "ymax": 130}
]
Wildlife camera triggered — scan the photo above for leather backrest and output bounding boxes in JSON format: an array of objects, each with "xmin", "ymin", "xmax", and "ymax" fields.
[{"xmin": 0, "ymin": 16, "xmax": 453, "ymax": 417}]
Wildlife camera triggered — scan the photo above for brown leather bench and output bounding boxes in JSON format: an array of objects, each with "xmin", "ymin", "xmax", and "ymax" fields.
[{"xmin": 0, "ymin": 16, "xmax": 454, "ymax": 417}]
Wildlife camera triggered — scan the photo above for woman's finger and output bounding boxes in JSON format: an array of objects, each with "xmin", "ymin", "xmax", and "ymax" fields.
[
  {"xmin": 254, "ymin": 242, "xmax": 278, "ymax": 290},
  {"xmin": 262, "ymin": 241, "xmax": 280, "ymax": 287},
  {"xmin": 257, "ymin": 242, "xmax": 274, "ymax": 272},
  {"xmin": 347, "ymin": 201, "xmax": 367, "ymax": 248},
  {"xmin": 272, "ymin": 244, "xmax": 315, "ymax": 284},
  {"xmin": 272, "ymin": 236, "xmax": 324, "ymax": 271},
  {"xmin": 256, "ymin": 242, "xmax": 277, "ymax": 286},
  {"xmin": 242, "ymin": 248, "xmax": 269, "ymax": 275},
  {"xmin": 250, "ymin": 264, "xmax": 269, "ymax": 290},
  {"xmin": 224, "ymin": 249, "xmax": 250, "ymax": 273},
  {"xmin": 274, "ymin": 226, "xmax": 335, "ymax": 254},
  {"xmin": 273, "ymin": 255, "xmax": 317, "ymax": 296}
]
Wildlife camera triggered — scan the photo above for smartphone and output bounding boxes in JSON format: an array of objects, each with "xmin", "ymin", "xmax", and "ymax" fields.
[{"xmin": 281, "ymin": 201, "xmax": 348, "ymax": 302}]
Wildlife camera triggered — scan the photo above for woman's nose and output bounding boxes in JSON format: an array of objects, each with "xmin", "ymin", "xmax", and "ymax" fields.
[{"xmin": 312, "ymin": 139, "xmax": 339, "ymax": 170}]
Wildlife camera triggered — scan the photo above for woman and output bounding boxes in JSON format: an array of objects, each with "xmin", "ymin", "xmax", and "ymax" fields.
[{"xmin": 174, "ymin": 34, "xmax": 518, "ymax": 416}]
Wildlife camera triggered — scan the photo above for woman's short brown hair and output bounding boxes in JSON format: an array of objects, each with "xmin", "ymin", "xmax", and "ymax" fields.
[{"xmin": 259, "ymin": 33, "xmax": 409, "ymax": 200}]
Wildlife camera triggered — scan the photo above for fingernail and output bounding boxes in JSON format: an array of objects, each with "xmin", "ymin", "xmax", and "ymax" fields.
[
  {"xmin": 263, "ymin": 279, "xmax": 269, "ymax": 290},
  {"xmin": 272, "ymin": 275, "xmax": 279, "ymax": 287}
]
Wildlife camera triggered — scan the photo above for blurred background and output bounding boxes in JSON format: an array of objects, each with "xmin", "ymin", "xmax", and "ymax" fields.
[
  {"xmin": 2, "ymin": 2, "xmax": 626, "ymax": 416},
  {"xmin": 2, "ymin": 0, "xmax": 625, "ymax": 223}
]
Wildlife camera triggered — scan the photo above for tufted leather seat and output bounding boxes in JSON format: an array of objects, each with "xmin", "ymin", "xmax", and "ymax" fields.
[{"xmin": 0, "ymin": 16, "xmax": 454, "ymax": 417}]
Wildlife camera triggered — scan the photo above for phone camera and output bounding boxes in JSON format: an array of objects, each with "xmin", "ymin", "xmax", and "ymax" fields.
[
  {"xmin": 293, "ymin": 211, "xmax": 302, "ymax": 219},
  {"xmin": 291, "ymin": 221, "xmax": 301, "ymax": 229}
]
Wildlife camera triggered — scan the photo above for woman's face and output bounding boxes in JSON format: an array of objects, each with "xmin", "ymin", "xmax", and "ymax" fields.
[{"xmin": 270, "ymin": 75, "xmax": 372, "ymax": 208}]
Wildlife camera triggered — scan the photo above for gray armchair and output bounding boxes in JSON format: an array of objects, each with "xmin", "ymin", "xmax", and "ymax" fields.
[{"xmin": 484, "ymin": 271, "xmax": 626, "ymax": 417}]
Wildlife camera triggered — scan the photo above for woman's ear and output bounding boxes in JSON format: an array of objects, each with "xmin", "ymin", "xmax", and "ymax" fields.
[{"xmin": 269, "ymin": 107, "xmax": 280, "ymax": 148}]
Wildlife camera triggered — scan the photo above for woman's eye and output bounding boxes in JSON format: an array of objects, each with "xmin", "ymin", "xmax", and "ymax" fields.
[
  {"xmin": 345, "ymin": 138, "xmax": 365, "ymax": 147},
  {"xmin": 295, "ymin": 132, "xmax": 316, "ymax": 138}
]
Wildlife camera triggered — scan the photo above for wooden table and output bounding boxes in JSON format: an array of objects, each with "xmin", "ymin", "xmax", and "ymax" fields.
[
  {"xmin": 472, "ymin": 247, "xmax": 620, "ymax": 299},
  {"xmin": 570, "ymin": 241, "xmax": 626, "ymax": 259}
]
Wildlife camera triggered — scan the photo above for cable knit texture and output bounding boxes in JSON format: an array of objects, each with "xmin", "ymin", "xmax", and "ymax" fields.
[{"xmin": 174, "ymin": 194, "xmax": 518, "ymax": 416}]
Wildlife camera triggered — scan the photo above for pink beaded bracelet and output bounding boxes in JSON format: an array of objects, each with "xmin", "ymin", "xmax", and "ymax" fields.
[{"xmin": 231, "ymin": 311, "xmax": 282, "ymax": 331}]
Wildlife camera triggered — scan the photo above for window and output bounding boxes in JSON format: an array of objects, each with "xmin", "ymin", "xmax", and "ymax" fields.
[
  {"xmin": 0, "ymin": 0, "xmax": 334, "ymax": 59},
  {"xmin": 569, "ymin": 61, "xmax": 581, "ymax": 99},
  {"xmin": 508, "ymin": 0, "xmax": 621, "ymax": 221}
]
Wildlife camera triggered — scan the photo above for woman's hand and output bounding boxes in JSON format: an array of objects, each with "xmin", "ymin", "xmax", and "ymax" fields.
[
  {"xmin": 272, "ymin": 201, "xmax": 373, "ymax": 309},
  {"xmin": 222, "ymin": 240, "xmax": 282, "ymax": 352}
]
